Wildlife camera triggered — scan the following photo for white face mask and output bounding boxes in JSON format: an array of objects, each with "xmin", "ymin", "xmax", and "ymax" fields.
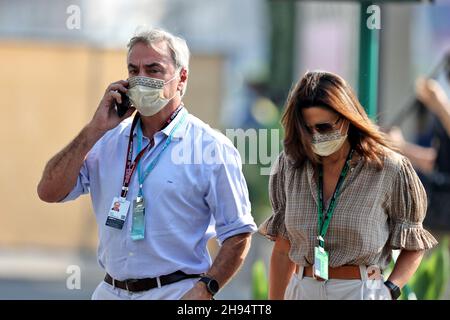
[
  {"xmin": 311, "ymin": 121, "xmax": 348, "ymax": 157},
  {"xmin": 127, "ymin": 75, "xmax": 178, "ymax": 116}
]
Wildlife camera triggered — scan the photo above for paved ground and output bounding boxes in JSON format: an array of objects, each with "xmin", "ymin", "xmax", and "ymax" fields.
[
  {"xmin": 1, "ymin": 235, "xmax": 449, "ymax": 300},
  {"xmin": 0, "ymin": 236, "xmax": 272, "ymax": 300}
]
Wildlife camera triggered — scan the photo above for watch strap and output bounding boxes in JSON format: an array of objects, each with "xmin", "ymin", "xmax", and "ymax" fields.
[
  {"xmin": 199, "ymin": 275, "xmax": 219, "ymax": 296},
  {"xmin": 384, "ymin": 280, "xmax": 401, "ymax": 300}
]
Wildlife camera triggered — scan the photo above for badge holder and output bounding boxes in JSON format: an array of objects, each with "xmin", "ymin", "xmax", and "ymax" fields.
[
  {"xmin": 313, "ymin": 236, "xmax": 329, "ymax": 281},
  {"xmin": 131, "ymin": 191, "xmax": 146, "ymax": 241},
  {"xmin": 105, "ymin": 196, "xmax": 131, "ymax": 230}
]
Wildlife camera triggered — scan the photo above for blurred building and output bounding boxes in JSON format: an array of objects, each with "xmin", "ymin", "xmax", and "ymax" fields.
[
  {"xmin": 0, "ymin": 0, "xmax": 268, "ymax": 299},
  {"xmin": 1, "ymin": 0, "xmax": 449, "ymax": 300},
  {"xmin": 0, "ymin": 0, "xmax": 268, "ymax": 252}
]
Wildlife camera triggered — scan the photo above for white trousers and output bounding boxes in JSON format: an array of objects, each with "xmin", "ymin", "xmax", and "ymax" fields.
[
  {"xmin": 91, "ymin": 278, "xmax": 199, "ymax": 300},
  {"xmin": 285, "ymin": 265, "xmax": 392, "ymax": 300}
]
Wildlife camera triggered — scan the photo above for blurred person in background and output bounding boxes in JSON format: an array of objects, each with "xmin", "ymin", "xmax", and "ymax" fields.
[
  {"xmin": 259, "ymin": 71, "xmax": 438, "ymax": 300},
  {"xmin": 37, "ymin": 27, "xmax": 257, "ymax": 300},
  {"xmin": 389, "ymin": 77, "xmax": 450, "ymax": 176},
  {"xmin": 389, "ymin": 76, "xmax": 450, "ymax": 231}
]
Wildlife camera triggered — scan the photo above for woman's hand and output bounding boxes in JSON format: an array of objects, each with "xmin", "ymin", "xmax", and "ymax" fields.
[{"xmin": 387, "ymin": 249, "xmax": 425, "ymax": 289}]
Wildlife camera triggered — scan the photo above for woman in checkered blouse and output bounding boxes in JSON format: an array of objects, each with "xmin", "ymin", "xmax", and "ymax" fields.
[{"xmin": 259, "ymin": 71, "xmax": 438, "ymax": 300}]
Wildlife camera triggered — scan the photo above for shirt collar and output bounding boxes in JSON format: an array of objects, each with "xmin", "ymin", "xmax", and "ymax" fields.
[
  {"xmin": 160, "ymin": 107, "xmax": 189, "ymax": 140},
  {"xmin": 124, "ymin": 106, "xmax": 189, "ymax": 140}
]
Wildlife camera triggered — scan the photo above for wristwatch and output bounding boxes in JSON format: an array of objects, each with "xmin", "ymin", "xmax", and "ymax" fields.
[
  {"xmin": 384, "ymin": 280, "xmax": 401, "ymax": 300},
  {"xmin": 199, "ymin": 275, "xmax": 219, "ymax": 296}
]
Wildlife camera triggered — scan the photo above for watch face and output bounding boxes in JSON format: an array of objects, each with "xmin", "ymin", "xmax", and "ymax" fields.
[{"xmin": 207, "ymin": 279, "xmax": 219, "ymax": 294}]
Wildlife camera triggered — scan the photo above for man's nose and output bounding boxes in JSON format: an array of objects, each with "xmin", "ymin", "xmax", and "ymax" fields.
[{"xmin": 138, "ymin": 69, "xmax": 147, "ymax": 77}]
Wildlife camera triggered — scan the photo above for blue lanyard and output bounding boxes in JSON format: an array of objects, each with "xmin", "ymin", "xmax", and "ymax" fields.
[{"xmin": 136, "ymin": 109, "xmax": 187, "ymax": 196}]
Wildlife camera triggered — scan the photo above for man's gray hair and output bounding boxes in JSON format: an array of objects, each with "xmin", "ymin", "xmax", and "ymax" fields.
[{"xmin": 127, "ymin": 27, "xmax": 190, "ymax": 96}]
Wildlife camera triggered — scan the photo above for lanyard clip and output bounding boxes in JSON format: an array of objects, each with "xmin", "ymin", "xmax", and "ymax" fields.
[
  {"xmin": 317, "ymin": 235, "xmax": 325, "ymax": 249},
  {"xmin": 121, "ymin": 186, "xmax": 129, "ymax": 198}
]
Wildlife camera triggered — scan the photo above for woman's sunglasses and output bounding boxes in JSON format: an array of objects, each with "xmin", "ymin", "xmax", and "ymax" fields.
[{"xmin": 306, "ymin": 117, "xmax": 342, "ymax": 134}]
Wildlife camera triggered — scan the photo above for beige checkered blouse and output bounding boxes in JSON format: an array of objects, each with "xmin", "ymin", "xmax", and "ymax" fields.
[{"xmin": 259, "ymin": 148, "xmax": 438, "ymax": 270}]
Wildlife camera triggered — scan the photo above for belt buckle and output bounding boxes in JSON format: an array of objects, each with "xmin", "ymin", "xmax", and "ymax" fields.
[{"xmin": 125, "ymin": 279, "xmax": 138, "ymax": 293}]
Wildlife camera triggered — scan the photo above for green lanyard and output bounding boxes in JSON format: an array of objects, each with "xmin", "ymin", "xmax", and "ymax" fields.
[{"xmin": 316, "ymin": 149, "xmax": 354, "ymax": 248}]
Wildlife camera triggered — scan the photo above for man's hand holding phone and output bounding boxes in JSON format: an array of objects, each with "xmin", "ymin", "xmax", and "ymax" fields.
[{"xmin": 87, "ymin": 80, "xmax": 135, "ymax": 135}]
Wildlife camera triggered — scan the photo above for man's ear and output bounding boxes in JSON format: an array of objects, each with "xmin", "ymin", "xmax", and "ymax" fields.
[{"xmin": 178, "ymin": 68, "xmax": 188, "ymax": 92}]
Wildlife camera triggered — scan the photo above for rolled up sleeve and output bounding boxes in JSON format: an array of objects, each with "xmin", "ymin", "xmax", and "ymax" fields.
[
  {"xmin": 59, "ymin": 160, "xmax": 90, "ymax": 203},
  {"xmin": 205, "ymin": 143, "xmax": 257, "ymax": 245}
]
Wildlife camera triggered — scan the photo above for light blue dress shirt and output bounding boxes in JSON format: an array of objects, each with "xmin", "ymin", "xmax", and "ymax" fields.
[{"xmin": 61, "ymin": 107, "xmax": 257, "ymax": 280}]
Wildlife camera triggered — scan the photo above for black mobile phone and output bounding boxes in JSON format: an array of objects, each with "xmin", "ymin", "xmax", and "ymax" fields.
[{"xmin": 116, "ymin": 91, "xmax": 131, "ymax": 117}]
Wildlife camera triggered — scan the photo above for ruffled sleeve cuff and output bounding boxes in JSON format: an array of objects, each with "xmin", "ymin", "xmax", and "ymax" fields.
[
  {"xmin": 389, "ymin": 220, "xmax": 438, "ymax": 250},
  {"xmin": 258, "ymin": 213, "xmax": 289, "ymax": 241}
]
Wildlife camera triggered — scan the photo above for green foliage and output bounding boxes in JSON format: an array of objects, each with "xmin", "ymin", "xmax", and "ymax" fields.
[
  {"xmin": 239, "ymin": 109, "xmax": 283, "ymax": 224},
  {"xmin": 252, "ymin": 259, "xmax": 269, "ymax": 300},
  {"xmin": 407, "ymin": 237, "xmax": 450, "ymax": 300}
]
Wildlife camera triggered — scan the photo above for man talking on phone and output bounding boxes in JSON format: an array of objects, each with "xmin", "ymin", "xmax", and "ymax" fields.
[{"xmin": 37, "ymin": 28, "xmax": 257, "ymax": 300}]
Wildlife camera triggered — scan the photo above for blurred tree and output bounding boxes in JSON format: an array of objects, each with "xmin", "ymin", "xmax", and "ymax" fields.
[{"xmin": 268, "ymin": 0, "xmax": 296, "ymax": 106}]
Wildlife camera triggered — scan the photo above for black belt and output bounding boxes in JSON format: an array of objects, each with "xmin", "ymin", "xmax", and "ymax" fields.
[{"xmin": 104, "ymin": 271, "xmax": 201, "ymax": 292}]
